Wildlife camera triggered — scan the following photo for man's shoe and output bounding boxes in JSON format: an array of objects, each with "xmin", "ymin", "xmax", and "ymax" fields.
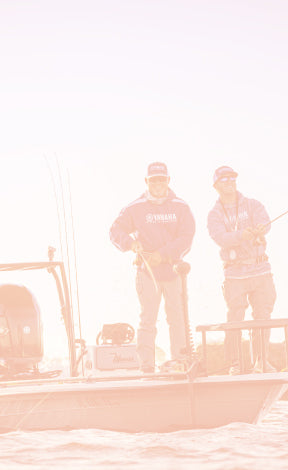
[
  {"xmin": 229, "ymin": 362, "xmax": 241, "ymax": 376},
  {"xmin": 252, "ymin": 358, "xmax": 262, "ymax": 373},
  {"xmin": 265, "ymin": 361, "xmax": 277, "ymax": 373},
  {"xmin": 253, "ymin": 359, "xmax": 277, "ymax": 373}
]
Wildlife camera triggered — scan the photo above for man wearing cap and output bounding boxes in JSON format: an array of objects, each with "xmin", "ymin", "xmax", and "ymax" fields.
[
  {"xmin": 207, "ymin": 166, "xmax": 276, "ymax": 375},
  {"xmin": 110, "ymin": 162, "xmax": 195, "ymax": 373}
]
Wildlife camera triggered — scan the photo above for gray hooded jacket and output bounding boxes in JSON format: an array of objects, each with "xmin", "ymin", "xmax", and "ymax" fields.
[{"xmin": 207, "ymin": 192, "xmax": 272, "ymax": 279}]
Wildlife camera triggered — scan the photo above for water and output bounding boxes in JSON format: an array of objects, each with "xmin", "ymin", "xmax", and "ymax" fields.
[{"xmin": 0, "ymin": 401, "xmax": 287, "ymax": 470}]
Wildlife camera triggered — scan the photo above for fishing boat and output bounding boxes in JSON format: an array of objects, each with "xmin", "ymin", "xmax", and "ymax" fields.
[{"xmin": 0, "ymin": 257, "xmax": 287, "ymax": 433}]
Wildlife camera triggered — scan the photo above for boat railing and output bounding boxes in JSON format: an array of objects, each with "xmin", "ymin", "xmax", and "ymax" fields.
[{"xmin": 196, "ymin": 318, "xmax": 288, "ymax": 375}]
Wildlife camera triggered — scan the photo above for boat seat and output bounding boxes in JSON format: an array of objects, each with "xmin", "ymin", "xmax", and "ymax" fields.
[{"xmin": 196, "ymin": 318, "xmax": 288, "ymax": 375}]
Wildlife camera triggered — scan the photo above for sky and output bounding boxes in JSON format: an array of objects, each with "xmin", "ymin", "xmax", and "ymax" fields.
[{"xmin": 0, "ymin": 1, "xmax": 288, "ymax": 359}]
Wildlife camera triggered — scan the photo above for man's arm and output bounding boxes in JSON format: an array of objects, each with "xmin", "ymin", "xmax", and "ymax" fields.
[
  {"xmin": 109, "ymin": 207, "xmax": 136, "ymax": 252},
  {"xmin": 207, "ymin": 209, "xmax": 243, "ymax": 248},
  {"xmin": 207, "ymin": 199, "xmax": 271, "ymax": 248},
  {"xmin": 246, "ymin": 200, "xmax": 271, "ymax": 245}
]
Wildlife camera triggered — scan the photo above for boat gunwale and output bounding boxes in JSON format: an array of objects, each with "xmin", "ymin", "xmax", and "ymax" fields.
[{"xmin": 0, "ymin": 372, "xmax": 288, "ymax": 397}]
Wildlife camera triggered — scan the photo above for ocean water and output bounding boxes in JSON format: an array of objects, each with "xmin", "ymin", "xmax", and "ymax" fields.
[{"xmin": 0, "ymin": 401, "xmax": 287, "ymax": 470}]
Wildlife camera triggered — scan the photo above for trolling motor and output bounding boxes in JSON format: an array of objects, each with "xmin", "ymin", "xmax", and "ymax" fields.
[
  {"xmin": 160, "ymin": 261, "xmax": 200, "ymax": 377},
  {"xmin": 173, "ymin": 261, "xmax": 195, "ymax": 361},
  {"xmin": 0, "ymin": 284, "xmax": 43, "ymax": 377}
]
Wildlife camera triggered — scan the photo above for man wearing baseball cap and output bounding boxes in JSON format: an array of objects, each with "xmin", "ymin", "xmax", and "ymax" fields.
[
  {"xmin": 110, "ymin": 162, "xmax": 195, "ymax": 373},
  {"xmin": 207, "ymin": 166, "xmax": 276, "ymax": 374}
]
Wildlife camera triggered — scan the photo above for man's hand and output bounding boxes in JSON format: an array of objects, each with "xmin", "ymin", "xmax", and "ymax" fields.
[
  {"xmin": 131, "ymin": 240, "xmax": 144, "ymax": 253},
  {"xmin": 253, "ymin": 224, "xmax": 266, "ymax": 245},
  {"xmin": 241, "ymin": 227, "xmax": 255, "ymax": 241},
  {"xmin": 241, "ymin": 225, "xmax": 266, "ymax": 245},
  {"xmin": 147, "ymin": 251, "xmax": 162, "ymax": 267},
  {"xmin": 254, "ymin": 224, "xmax": 266, "ymax": 236}
]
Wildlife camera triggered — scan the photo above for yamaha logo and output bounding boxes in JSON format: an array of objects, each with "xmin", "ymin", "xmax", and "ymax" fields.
[
  {"xmin": 146, "ymin": 213, "xmax": 154, "ymax": 223},
  {"xmin": 146, "ymin": 213, "xmax": 177, "ymax": 223},
  {"xmin": 152, "ymin": 164, "xmax": 165, "ymax": 171}
]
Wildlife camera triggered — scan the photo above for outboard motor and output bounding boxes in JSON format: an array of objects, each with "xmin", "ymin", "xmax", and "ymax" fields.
[{"xmin": 0, "ymin": 284, "xmax": 43, "ymax": 373}]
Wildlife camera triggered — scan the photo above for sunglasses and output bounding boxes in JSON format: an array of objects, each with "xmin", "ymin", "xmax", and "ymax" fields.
[
  {"xmin": 148, "ymin": 176, "xmax": 169, "ymax": 183},
  {"xmin": 218, "ymin": 176, "xmax": 237, "ymax": 183}
]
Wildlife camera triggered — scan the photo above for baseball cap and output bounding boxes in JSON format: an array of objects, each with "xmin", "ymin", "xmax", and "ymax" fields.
[
  {"xmin": 146, "ymin": 162, "xmax": 169, "ymax": 179},
  {"xmin": 213, "ymin": 166, "xmax": 238, "ymax": 186}
]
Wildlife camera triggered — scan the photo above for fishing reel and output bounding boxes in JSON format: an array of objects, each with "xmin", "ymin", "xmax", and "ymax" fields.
[
  {"xmin": 173, "ymin": 261, "xmax": 191, "ymax": 276},
  {"xmin": 96, "ymin": 323, "xmax": 135, "ymax": 346}
]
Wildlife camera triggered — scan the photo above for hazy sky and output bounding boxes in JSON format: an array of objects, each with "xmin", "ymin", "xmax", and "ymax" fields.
[{"xmin": 0, "ymin": 1, "xmax": 288, "ymax": 356}]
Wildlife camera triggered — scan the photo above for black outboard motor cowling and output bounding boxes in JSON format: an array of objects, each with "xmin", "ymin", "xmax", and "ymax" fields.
[{"xmin": 0, "ymin": 284, "xmax": 43, "ymax": 372}]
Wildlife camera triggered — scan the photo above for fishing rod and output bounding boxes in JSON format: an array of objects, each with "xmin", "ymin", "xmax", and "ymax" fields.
[
  {"xmin": 44, "ymin": 154, "xmax": 77, "ymax": 375},
  {"xmin": 138, "ymin": 251, "xmax": 159, "ymax": 292},
  {"xmin": 67, "ymin": 168, "xmax": 85, "ymax": 375},
  {"xmin": 250, "ymin": 209, "xmax": 288, "ymax": 243},
  {"xmin": 265, "ymin": 209, "xmax": 288, "ymax": 228},
  {"xmin": 55, "ymin": 156, "xmax": 87, "ymax": 375},
  {"xmin": 43, "ymin": 154, "xmax": 64, "ymax": 262},
  {"xmin": 55, "ymin": 154, "xmax": 74, "ymax": 312}
]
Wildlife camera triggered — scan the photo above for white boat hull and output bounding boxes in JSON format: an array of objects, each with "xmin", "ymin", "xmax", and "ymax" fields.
[{"xmin": 0, "ymin": 373, "xmax": 287, "ymax": 433}]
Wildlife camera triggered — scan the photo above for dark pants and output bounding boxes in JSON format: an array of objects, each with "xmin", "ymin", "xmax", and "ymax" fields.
[{"xmin": 222, "ymin": 273, "xmax": 276, "ymax": 365}]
